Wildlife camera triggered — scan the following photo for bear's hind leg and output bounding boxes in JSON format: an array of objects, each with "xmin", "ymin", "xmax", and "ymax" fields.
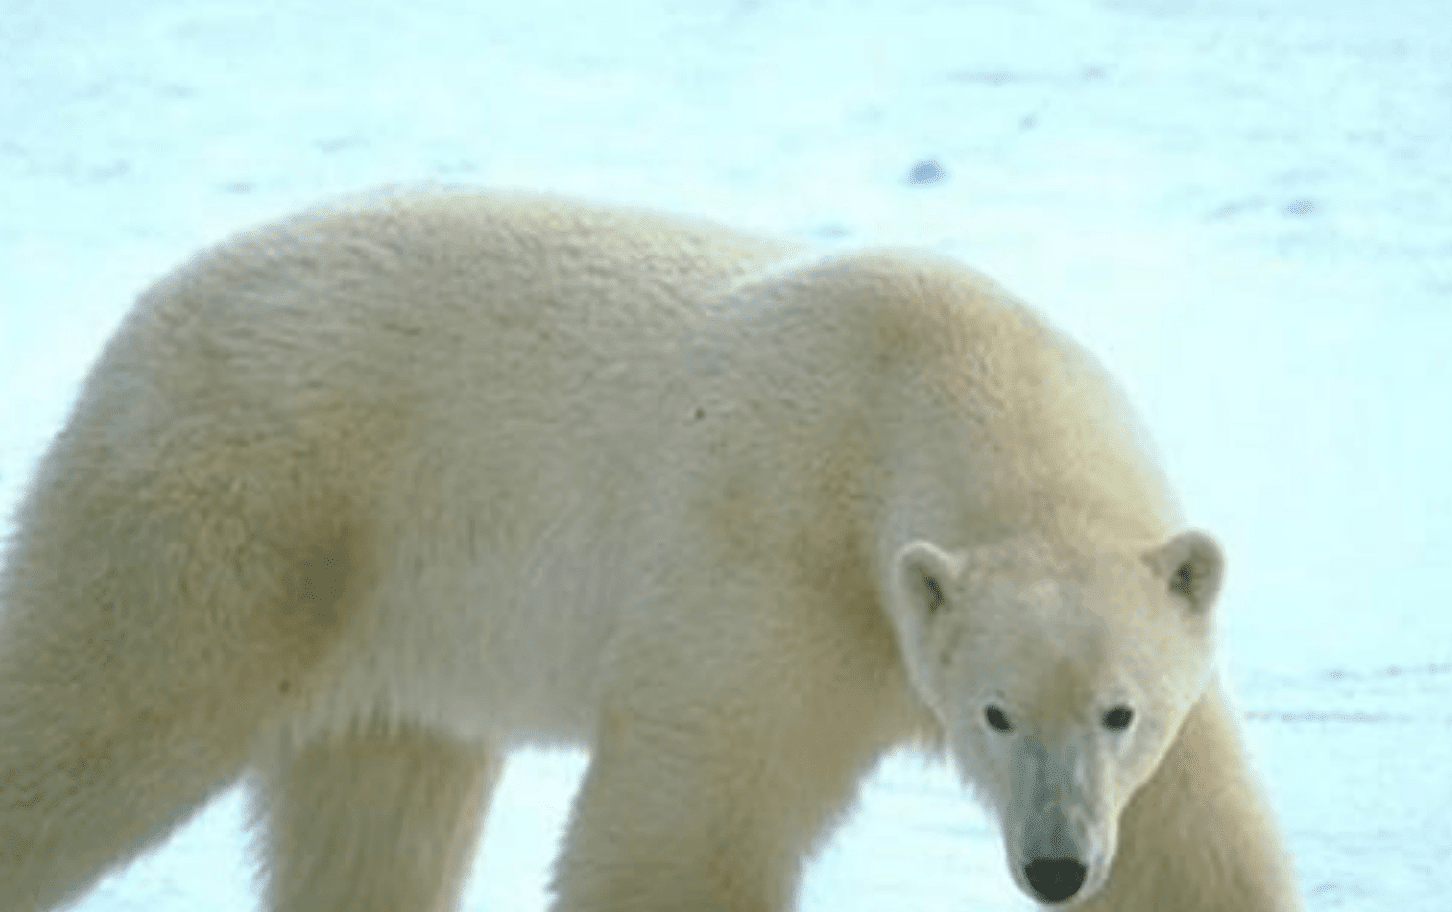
[
  {"xmin": 252, "ymin": 723, "xmax": 501, "ymax": 912},
  {"xmin": 0, "ymin": 629, "xmax": 261, "ymax": 912},
  {"xmin": 0, "ymin": 441, "xmax": 357, "ymax": 912},
  {"xmin": 1078, "ymin": 678, "xmax": 1303, "ymax": 912}
]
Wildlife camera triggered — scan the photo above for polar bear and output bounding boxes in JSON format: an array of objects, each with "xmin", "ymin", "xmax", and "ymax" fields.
[{"xmin": 0, "ymin": 188, "xmax": 1301, "ymax": 912}]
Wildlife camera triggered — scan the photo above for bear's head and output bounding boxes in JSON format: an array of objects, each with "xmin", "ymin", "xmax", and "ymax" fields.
[{"xmin": 885, "ymin": 530, "xmax": 1223, "ymax": 906}]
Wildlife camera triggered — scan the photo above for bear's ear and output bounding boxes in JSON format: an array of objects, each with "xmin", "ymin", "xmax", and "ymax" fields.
[
  {"xmin": 894, "ymin": 540, "xmax": 967, "ymax": 617},
  {"xmin": 1143, "ymin": 530, "xmax": 1224, "ymax": 615},
  {"xmin": 888, "ymin": 540, "xmax": 968, "ymax": 714}
]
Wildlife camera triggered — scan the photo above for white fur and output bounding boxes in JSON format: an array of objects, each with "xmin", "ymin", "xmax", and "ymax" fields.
[{"xmin": 0, "ymin": 188, "xmax": 1301, "ymax": 911}]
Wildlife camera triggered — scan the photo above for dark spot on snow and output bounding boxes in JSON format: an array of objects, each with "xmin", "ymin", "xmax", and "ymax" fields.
[
  {"xmin": 1310, "ymin": 882, "xmax": 1369, "ymax": 900},
  {"xmin": 1284, "ymin": 198, "xmax": 1317, "ymax": 216},
  {"xmin": 907, "ymin": 160, "xmax": 946, "ymax": 185}
]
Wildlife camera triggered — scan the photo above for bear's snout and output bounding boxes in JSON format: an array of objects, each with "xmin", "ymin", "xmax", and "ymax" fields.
[{"xmin": 1024, "ymin": 858, "xmax": 1088, "ymax": 904}]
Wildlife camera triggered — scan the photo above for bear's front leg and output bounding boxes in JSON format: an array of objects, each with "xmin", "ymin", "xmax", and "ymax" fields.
[
  {"xmin": 1076, "ymin": 678, "xmax": 1303, "ymax": 912},
  {"xmin": 551, "ymin": 636, "xmax": 903, "ymax": 912}
]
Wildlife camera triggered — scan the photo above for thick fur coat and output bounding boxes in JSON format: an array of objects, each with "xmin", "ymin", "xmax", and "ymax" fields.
[{"xmin": 0, "ymin": 189, "xmax": 1302, "ymax": 911}]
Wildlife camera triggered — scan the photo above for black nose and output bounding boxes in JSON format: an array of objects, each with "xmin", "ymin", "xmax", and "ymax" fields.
[{"xmin": 1025, "ymin": 858, "xmax": 1088, "ymax": 904}]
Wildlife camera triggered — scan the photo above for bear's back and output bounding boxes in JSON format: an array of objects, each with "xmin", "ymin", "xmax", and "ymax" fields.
[
  {"xmin": 57, "ymin": 190, "xmax": 804, "ymax": 505},
  {"xmin": 107, "ymin": 188, "xmax": 798, "ymax": 415}
]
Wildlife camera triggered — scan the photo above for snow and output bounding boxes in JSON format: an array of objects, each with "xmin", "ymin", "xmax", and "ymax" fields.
[{"xmin": 2, "ymin": 0, "xmax": 1448, "ymax": 909}]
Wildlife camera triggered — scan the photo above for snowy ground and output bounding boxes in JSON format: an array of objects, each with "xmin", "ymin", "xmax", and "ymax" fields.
[{"xmin": 2, "ymin": 0, "xmax": 1450, "ymax": 910}]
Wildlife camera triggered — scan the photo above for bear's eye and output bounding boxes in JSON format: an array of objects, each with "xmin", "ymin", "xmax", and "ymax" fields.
[
  {"xmin": 984, "ymin": 705, "xmax": 1014, "ymax": 733},
  {"xmin": 1102, "ymin": 706, "xmax": 1134, "ymax": 731}
]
